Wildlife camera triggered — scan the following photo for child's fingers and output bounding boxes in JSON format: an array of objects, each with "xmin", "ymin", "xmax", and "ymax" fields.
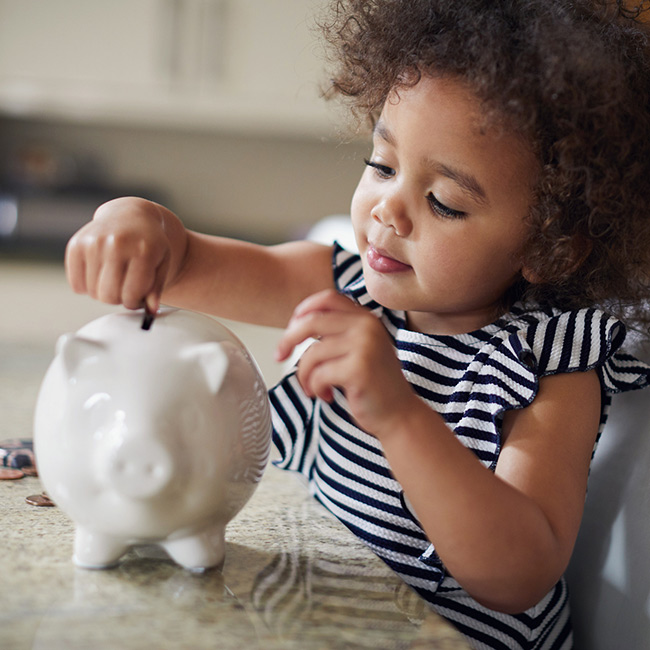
[
  {"xmin": 295, "ymin": 336, "xmax": 347, "ymax": 399},
  {"xmin": 290, "ymin": 288, "xmax": 355, "ymax": 321},
  {"xmin": 95, "ymin": 259, "xmax": 128, "ymax": 305},
  {"xmin": 119, "ymin": 257, "xmax": 152, "ymax": 310},
  {"xmin": 83, "ymin": 252, "xmax": 102, "ymax": 302},
  {"xmin": 275, "ymin": 310, "xmax": 349, "ymax": 362},
  {"xmin": 147, "ymin": 254, "xmax": 170, "ymax": 313},
  {"xmin": 121, "ymin": 252, "xmax": 169, "ymax": 311},
  {"xmin": 145, "ymin": 293, "xmax": 159, "ymax": 315},
  {"xmin": 274, "ymin": 319, "xmax": 315, "ymax": 362},
  {"xmin": 141, "ymin": 252, "xmax": 170, "ymax": 314},
  {"xmin": 64, "ymin": 241, "xmax": 87, "ymax": 296},
  {"xmin": 301, "ymin": 358, "xmax": 338, "ymax": 403},
  {"xmin": 276, "ymin": 290, "xmax": 359, "ymax": 362}
]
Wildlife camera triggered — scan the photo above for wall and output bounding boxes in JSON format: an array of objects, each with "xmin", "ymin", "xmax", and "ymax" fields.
[{"xmin": 0, "ymin": 116, "xmax": 367, "ymax": 244}]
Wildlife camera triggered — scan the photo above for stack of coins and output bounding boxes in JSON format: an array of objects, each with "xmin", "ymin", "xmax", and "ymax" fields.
[
  {"xmin": 0, "ymin": 438, "xmax": 36, "ymax": 469},
  {"xmin": 0, "ymin": 438, "xmax": 54, "ymax": 506}
]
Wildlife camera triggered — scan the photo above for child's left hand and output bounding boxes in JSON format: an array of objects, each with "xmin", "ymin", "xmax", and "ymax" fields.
[{"xmin": 275, "ymin": 289, "xmax": 421, "ymax": 437}]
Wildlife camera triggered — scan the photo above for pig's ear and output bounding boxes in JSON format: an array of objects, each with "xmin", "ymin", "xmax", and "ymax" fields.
[
  {"xmin": 56, "ymin": 334, "xmax": 106, "ymax": 376},
  {"xmin": 180, "ymin": 342, "xmax": 229, "ymax": 394}
]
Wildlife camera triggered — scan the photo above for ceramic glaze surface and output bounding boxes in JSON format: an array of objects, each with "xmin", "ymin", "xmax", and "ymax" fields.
[{"xmin": 34, "ymin": 308, "xmax": 272, "ymax": 571}]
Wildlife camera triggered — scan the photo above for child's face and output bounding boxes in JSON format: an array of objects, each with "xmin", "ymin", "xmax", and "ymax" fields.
[{"xmin": 350, "ymin": 75, "xmax": 539, "ymax": 335}]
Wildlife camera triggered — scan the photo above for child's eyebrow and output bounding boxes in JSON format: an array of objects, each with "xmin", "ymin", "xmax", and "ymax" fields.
[
  {"xmin": 430, "ymin": 161, "xmax": 489, "ymax": 207},
  {"xmin": 374, "ymin": 121, "xmax": 396, "ymax": 146},
  {"xmin": 373, "ymin": 120, "xmax": 489, "ymax": 207}
]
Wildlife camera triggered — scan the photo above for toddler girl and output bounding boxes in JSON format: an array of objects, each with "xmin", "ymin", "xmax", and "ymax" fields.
[{"xmin": 65, "ymin": 1, "xmax": 650, "ymax": 648}]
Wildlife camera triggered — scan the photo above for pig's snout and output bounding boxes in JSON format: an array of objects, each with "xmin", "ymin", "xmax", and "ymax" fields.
[{"xmin": 105, "ymin": 438, "xmax": 175, "ymax": 499}]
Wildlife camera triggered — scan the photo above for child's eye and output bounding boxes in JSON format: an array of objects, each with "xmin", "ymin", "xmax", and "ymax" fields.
[
  {"xmin": 364, "ymin": 158, "xmax": 395, "ymax": 179},
  {"xmin": 426, "ymin": 193, "xmax": 466, "ymax": 220}
]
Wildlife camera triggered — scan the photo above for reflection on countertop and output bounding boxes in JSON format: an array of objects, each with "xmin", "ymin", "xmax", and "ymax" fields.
[
  {"xmin": 2, "ymin": 468, "xmax": 469, "ymax": 650},
  {"xmin": 0, "ymin": 260, "xmax": 469, "ymax": 649}
]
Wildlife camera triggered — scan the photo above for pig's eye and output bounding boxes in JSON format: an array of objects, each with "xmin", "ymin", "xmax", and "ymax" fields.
[
  {"xmin": 81, "ymin": 392, "xmax": 113, "ymax": 438},
  {"xmin": 83, "ymin": 392, "xmax": 111, "ymax": 412}
]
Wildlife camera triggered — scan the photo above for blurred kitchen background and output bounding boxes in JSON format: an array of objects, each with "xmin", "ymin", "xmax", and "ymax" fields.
[
  {"xmin": 0, "ymin": 0, "xmax": 368, "ymax": 257},
  {"xmin": 0, "ymin": 0, "xmax": 371, "ymax": 402}
]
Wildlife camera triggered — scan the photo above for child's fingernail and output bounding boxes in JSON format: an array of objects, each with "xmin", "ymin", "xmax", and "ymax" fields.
[{"xmin": 145, "ymin": 294, "xmax": 158, "ymax": 313}]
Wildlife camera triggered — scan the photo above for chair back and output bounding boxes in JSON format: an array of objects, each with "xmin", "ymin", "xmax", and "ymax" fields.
[{"xmin": 567, "ymin": 338, "xmax": 650, "ymax": 649}]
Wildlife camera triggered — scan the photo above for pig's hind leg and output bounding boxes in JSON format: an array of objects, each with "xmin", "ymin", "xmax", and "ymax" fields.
[{"xmin": 161, "ymin": 522, "xmax": 226, "ymax": 572}]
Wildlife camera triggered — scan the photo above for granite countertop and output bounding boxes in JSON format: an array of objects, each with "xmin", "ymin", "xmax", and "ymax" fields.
[{"xmin": 0, "ymin": 259, "xmax": 470, "ymax": 650}]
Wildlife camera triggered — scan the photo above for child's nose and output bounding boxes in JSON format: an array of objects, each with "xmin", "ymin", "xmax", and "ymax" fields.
[{"xmin": 372, "ymin": 192, "xmax": 413, "ymax": 237}]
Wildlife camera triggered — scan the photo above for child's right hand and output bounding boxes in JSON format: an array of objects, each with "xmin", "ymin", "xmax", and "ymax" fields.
[{"xmin": 65, "ymin": 197, "xmax": 187, "ymax": 313}]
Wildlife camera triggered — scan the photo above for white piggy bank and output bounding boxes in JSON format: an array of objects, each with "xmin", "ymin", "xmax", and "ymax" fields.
[{"xmin": 34, "ymin": 308, "xmax": 271, "ymax": 571}]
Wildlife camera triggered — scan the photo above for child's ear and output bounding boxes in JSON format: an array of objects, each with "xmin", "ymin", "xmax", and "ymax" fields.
[
  {"xmin": 521, "ymin": 266, "xmax": 542, "ymax": 284},
  {"xmin": 521, "ymin": 234, "xmax": 593, "ymax": 285}
]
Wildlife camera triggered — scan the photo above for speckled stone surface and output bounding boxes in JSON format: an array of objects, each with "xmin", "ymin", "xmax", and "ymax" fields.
[{"xmin": 0, "ymin": 261, "xmax": 470, "ymax": 650}]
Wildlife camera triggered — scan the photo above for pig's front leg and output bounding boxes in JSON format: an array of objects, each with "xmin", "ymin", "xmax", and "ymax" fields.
[
  {"xmin": 73, "ymin": 525, "xmax": 130, "ymax": 569},
  {"xmin": 161, "ymin": 522, "xmax": 226, "ymax": 571}
]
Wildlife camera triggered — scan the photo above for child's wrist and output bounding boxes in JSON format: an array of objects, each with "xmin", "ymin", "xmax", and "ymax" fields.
[{"xmin": 372, "ymin": 396, "xmax": 437, "ymax": 444}]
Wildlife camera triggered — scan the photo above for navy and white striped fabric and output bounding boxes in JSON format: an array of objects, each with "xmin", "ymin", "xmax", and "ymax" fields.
[{"xmin": 269, "ymin": 244, "xmax": 650, "ymax": 650}]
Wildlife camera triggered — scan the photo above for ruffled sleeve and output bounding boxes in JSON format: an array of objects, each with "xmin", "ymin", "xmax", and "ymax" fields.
[
  {"xmin": 429, "ymin": 308, "xmax": 650, "ymax": 472},
  {"xmin": 513, "ymin": 308, "xmax": 650, "ymax": 393}
]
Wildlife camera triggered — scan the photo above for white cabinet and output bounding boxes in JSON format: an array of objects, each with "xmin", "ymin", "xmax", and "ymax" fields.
[{"xmin": 0, "ymin": 0, "xmax": 334, "ymax": 137}]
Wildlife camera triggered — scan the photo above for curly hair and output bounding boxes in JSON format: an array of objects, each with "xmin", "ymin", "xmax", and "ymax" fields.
[{"xmin": 319, "ymin": 0, "xmax": 650, "ymax": 328}]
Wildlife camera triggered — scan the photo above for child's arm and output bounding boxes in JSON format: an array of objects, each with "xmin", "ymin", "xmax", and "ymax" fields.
[
  {"xmin": 378, "ymin": 370, "xmax": 600, "ymax": 614},
  {"xmin": 65, "ymin": 197, "xmax": 334, "ymax": 327},
  {"xmin": 277, "ymin": 289, "xmax": 601, "ymax": 614}
]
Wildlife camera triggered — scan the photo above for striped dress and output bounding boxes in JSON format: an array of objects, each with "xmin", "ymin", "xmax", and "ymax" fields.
[{"xmin": 269, "ymin": 244, "xmax": 650, "ymax": 650}]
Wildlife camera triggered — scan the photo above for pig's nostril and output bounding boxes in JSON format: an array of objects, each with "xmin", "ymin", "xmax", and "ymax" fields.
[
  {"xmin": 107, "ymin": 440, "xmax": 174, "ymax": 499},
  {"xmin": 145, "ymin": 463, "xmax": 162, "ymax": 476}
]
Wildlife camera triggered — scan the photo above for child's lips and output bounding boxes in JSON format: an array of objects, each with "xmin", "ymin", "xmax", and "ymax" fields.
[{"xmin": 366, "ymin": 245, "xmax": 411, "ymax": 273}]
